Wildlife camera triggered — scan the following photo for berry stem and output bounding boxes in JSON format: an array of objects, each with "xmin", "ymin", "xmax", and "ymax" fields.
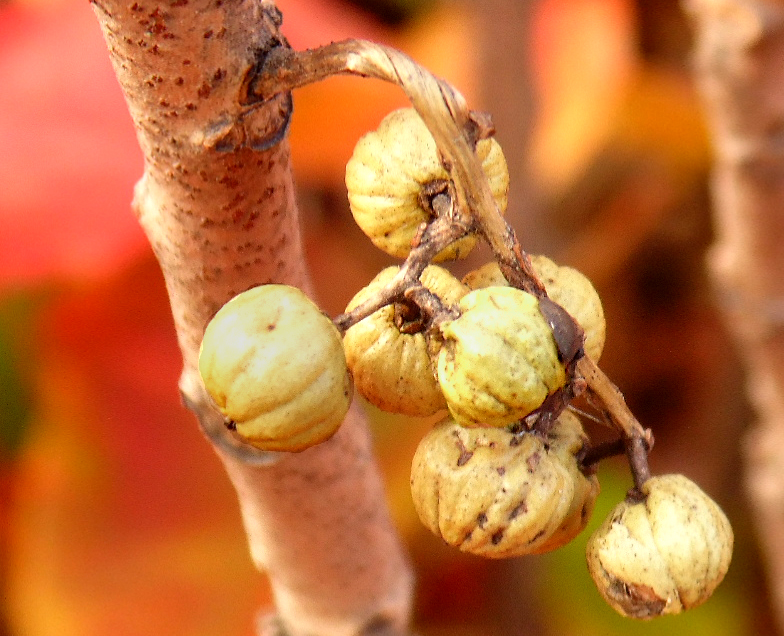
[
  {"xmin": 625, "ymin": 435, "xmax": 652, "ymax": 493},
  {"xmin": 578, "ymin": 356, "xmax": 654, "ymax": 488},
  {"xmin": 578, "ymin": 357, "xmax": 646, "ymax": 438},
  {"xmin": 580, "ymin": 438, "xmax": 626, "ymax": 469},
  {"xmin": 334, "ymin": 205, "xmax": 467, "ymax": 333},
  {"xmin": 404, "ymin": 284, "xmax": 459, "ymax": 327}
]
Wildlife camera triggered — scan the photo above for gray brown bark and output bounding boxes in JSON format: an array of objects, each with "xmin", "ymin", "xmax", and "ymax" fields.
[
  {"xmin": 91, "ymin": 1, "xmax": 414, "ymax": 634},
  {"xmin": 684, "ymin": 0, "xmax": 784, "ymax": 630}
]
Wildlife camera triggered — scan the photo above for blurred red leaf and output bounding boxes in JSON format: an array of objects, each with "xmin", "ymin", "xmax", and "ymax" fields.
[
  {"xmin": 277, "ymin": 0, "xmax": 477, "ymax": 187},
  {"xmin": 275, "ymin": 0, "xmax": 387, "ymax": 48},
  {"xmin": 0, "ymin": 4, "xmax": 146, "ymax": 289},
  {"xmin": 528, "ymin": 0, "xmax": 638, "ymax": 194},
  {"xmin": 7, "ymin": 256, "xmax": 267, "ymax": 636}
]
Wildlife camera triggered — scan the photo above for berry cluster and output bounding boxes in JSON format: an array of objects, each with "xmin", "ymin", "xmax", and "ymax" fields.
[{"xmin": 197, "ymin": 107, "xmax": 733, "ymax": 619}]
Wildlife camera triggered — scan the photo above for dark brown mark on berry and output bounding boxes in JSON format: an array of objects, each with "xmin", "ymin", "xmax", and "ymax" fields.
[
  {"xmin": 394, "ymin": 301, "xmax": 425, "ymax": 334},
  {"xmin": 608, "ymin": 580, "xmax": 666, "ymax": 618},
  {"xmin": 537, "ymin": 296, "xmax": 584, "ymax": 364},
  {"xmin": 527, "ymin": 528, "xmax": 547, "ymax": 544},
  {"xmin": 452, "ymin": 432, "xmax": 474, "ymax": 466},
  {"xmin": 509, "ymin": 500, "xmax": 527, "ymax": 520}
]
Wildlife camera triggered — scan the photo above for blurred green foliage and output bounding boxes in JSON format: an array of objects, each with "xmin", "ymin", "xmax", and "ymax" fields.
[{"xmin": 0, "ymin": 290, "xmax": 45, "ymax": 459}]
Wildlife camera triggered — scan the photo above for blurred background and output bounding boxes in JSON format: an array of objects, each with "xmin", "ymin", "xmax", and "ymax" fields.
[{"xmin": 0, "ymin": 0, "xmax": 771, "ymax": 634}]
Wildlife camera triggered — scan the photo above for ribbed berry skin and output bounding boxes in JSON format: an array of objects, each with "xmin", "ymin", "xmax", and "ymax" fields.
[
  {"xmin": 199, "ymin": 285, "xmax": 351, "ymax": 452},
  {"xmin": 345, "ymin": 108, "xmax": 509, "ymax": 261}
]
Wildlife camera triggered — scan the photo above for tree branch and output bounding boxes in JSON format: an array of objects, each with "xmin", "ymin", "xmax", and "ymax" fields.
[
  {"xmin": 683, "ymin": 0, "xmax": 784, "ymax": 629},
  {"xmin": 91, "ymin": 1, "xmax": 413, "ymax": 634}
]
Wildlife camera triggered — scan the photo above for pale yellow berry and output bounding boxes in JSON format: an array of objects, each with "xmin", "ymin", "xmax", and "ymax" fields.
[
  {"xmin": 343, "ymin": 265, "xmax": 468, "ymax": 416},
  {"xmin": 410, "ymin": 411, "xmax": 598, "ymax": 557},
  {"xmin": 198, "ymin": 285, "xmax": 352, "ymax": 452},
  {"xmin": 532, "ymin": 411, "xmax": 601, "ymax": 553},
  {"xmin": 586, "ymin": 474, "xmax": 733, "ymax": 619},
  {"xmin": 437, "ymin": 286, "xmax": 567, "ymax": 427},
  {"xmin": 345, "ymin": 108, "xmax": 509, "ymax": 261},
  {"xmin": 530, "ymin": 255, "xmax": 606, "ymax": 361},
  {"xmin": 463, "ymin": 256, "xmax": 606, "ymax": 361},
  {"xmin": 460, "ymin": 261, "xmax": 509, "ymax": 289}
]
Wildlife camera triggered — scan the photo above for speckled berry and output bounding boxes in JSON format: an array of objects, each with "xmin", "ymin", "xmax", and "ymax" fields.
[
  {"xmin": 199, "ymin": 285, "xmax": 352, "ymax": 452},
  {"xmin": 346, "ymin": 108, "xmax": 509, "ymax": 261},
  {"xmin": 437, "ymin": 286, "xmax": 567, "ymax": 427},
  {"xmin": 586, "ymin": 474, "xmax": 733, "ymax": 619}
]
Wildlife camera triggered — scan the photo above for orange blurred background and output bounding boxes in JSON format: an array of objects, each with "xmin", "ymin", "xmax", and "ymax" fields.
[{"xmin": 0, "ymin": 0, "xmax": 769, "ymax": 634}]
